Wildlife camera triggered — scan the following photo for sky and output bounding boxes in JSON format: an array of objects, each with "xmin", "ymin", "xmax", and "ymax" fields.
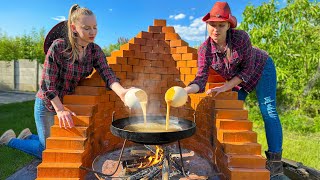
[{"xmin": 0, "ymin": 0, "xmax": 280, "ymax": 47}]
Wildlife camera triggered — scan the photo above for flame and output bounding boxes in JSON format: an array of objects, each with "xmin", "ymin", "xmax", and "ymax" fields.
[{"xmin": 139, "ymin": 145, "xmax": 164, "ymax": 168}]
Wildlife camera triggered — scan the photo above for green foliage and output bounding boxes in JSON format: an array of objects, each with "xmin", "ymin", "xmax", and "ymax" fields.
[
  {"xmin": 0, "ymin": 28, "xmax": 45, "ymax": 63},
  {"xmin": 102, "ymin": 37, "xmax": 129, "ymax": 57},
  {"xmin": 239, "ymin": 0, "xmax": 320, "ymax": 119}
]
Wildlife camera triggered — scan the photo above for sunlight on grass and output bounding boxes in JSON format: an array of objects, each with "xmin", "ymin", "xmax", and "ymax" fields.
[
  {"xmin": 0, "ymin": 100, "xmax": 36, "ymax": 179},
  {"xmin": 253, "ymin": 124, "xmax": 320, "ymax": 170}
]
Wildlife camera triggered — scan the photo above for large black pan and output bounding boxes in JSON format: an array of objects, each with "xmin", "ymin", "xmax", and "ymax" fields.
[{"xmin": 110, "ymin": 116, "xmax": 196, "ymax": 145}]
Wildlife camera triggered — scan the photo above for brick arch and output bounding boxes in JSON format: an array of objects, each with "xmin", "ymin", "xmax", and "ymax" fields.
[{"xmin": 37, "ymin": 19, "xmax": 269, "ymax": 180}]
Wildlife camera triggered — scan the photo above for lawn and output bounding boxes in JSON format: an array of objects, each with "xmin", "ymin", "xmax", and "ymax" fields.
[
  {"xmin": 0, "ymin": 100, "xmax": 36, "ymax": 179},
  {"xmin": 0, "ymin": 100, "xmax": 319, "ymax": 179}
]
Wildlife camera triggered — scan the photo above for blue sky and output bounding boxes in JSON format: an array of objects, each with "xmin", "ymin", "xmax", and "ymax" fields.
[{"xmin": 0, "ymin": 0, "xmax": 277, "ymax": 47}]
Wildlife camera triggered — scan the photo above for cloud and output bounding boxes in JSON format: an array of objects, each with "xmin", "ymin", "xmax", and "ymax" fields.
[
  {"xmin": 109, "ymin": 9, "xmax": 113, "ymax": 12},
  {"xmin": 169, "ymin": 13, "xmax": 186, "ymax": 20},
  {"xmin": 51, "ymin": 16, "xmax": 66, "ymax": 21},
  {"xmin": 170, "ymin": 17, "xmax": 207, "ymax": 42},
  {"xmin": 189, "ymin": 16, "xmax": 194, "ymax": 20}
]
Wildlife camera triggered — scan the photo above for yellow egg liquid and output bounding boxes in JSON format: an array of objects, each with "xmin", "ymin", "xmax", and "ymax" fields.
[
  {"xmin": 124, "ymin": 122, "xmax": 181, "ymax": 132},
  {"xmin": 165, "ymin": 88, "xmax": 175, "ymax": 130},
  {"xmin": 135, "ymin": 90, "xmax": 148, "ymax": 125}
]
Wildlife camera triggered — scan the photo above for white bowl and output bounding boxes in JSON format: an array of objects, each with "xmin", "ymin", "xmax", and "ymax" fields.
[{"xmin": 124, "ymin": 88, "xmax": 147, "ymax": 109}]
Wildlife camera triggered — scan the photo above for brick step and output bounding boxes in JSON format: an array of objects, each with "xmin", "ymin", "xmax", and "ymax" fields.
[
  {"xmin": 216, "ymin": 149, "xmax": 266, "ymax": 169},
  {"xmin": 207, "ymin": 91, "xmax": 239, "ymax": 100},
  {"xmin": 62, "ymin": 104, "xmax": 97, "ymax": 116},
  {"xmin": 218, "ymin": 141, "xmax": 262, "ymax": 155},
  {"xmin": 216, "ymin": 119, "xmax": 253, "ymax": 130},
  {"xmin": 215, "ymin": 109, "xmax": 248, "ymax": 120},
  {"xmin": 63, "ymin": 95, "xmax": 100, "ymax": 105},
  {"xmin": 213, "ymin": 100, "xmax": 244, "ymax": 109},
  {"xmin": 78, "ymin": 77, "xmax": 105, "ymax": 87},
  {"xmin": 74, "ymin": 86, "xmax": 105, "ymax": 96},
  {"xmin": 37, "ymin": 162, "xmax": 83, "ymax": 178},
  {"xmin": 54, "ymin": 116, "xmax": 92, "ymax": 127},
  {"xmin": 206, "ymin": 83, "xmax": 231, "ymax": 92},
  {"xmin": 208, "ymin": 75, "xmax": 226, "ymax": 83},
  {"xmin": 46, "ymin": 137, "xmax": 88, "ymax": 150},
  {"xmin": 217, "ymin": 129, "xmax": 257, "ymax": 143},
  {"xmin": 51, "ymin": 125, "xmax": 89, "ymax": 138},
  {"xmin": 42, "ymin": 149, "xmax": 86, "ymax": 163},
  {"xmin": 225, "ymin": 167, "xmax": 269, "ymax": 180}
]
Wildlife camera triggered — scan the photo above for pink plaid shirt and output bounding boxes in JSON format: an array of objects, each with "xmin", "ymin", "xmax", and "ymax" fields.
[
  {"xmin": 37, "ymin": 39, "xmax": 119, "ymax": 111},
  {"xmin": 189, "ymin": 29, "xmax": 269, "ymax": 93}
]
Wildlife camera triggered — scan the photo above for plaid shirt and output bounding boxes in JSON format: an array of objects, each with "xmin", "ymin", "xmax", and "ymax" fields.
[
  {"xmin": 36, "ymin": 39, "xmax": 119, "ymax": 111},
  {"xmin": 189, "ymin": 29, "xmax": 269, "ymax": 93}
]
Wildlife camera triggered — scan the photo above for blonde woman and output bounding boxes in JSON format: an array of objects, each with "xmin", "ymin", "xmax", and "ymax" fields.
[{"xmin": 0, "ymin": 4, "xmax": 131, "ymax": 159}]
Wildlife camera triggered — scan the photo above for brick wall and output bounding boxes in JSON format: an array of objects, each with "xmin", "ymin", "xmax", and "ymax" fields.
[{"xmin": 36, "ymin": 19, "xmax": 269, "ymax": 180}]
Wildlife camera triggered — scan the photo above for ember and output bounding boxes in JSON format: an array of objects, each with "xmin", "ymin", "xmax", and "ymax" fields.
[{"xmin": 85, "ymin": 144, "xmax": 218, "ymax": 180}]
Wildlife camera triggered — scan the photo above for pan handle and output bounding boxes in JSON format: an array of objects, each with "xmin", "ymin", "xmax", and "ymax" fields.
[{"xmin": 112, "ymin": 111, "xmax": 115, "ymax": 122}]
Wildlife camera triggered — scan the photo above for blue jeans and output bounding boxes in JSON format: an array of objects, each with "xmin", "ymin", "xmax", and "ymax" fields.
[
  {"xmin": 7, "ymin": 97, "xmax": 55, "ymax": 159},
  {"xmin": 236, "ymin": 57, "xmax": 283, "ymax": 153}
]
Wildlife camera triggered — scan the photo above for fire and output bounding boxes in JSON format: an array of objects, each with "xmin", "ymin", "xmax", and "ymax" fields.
[{"xmin": 139, "ymin": 145, "xmax": 164, "ymax": 168}]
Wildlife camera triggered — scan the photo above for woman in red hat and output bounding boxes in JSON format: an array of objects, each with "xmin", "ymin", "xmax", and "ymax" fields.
[
  {"xmin": 0, "ymin": 4, "xmax": 132, "ymax": 159},
  {"xmin": 184, "ymin": 2, "xmax": 288, "ymax": 179}
]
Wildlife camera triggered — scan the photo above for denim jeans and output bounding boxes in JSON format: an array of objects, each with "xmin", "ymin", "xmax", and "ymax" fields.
[
  {"xmin": 7, "ymin": 97, "xmax": 55, "ymax": 159},
  {"xmin": 236, "ymin": 57, "xmax": 283, "ymax": 153}
]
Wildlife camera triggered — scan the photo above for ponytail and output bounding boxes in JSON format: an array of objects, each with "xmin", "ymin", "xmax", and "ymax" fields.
[{"xmin": 65, "ymin": 4, "xmax": 94, "ymax": 63}]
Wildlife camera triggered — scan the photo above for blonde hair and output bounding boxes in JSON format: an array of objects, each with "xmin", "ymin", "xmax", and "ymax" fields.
[{"xmin": 67, "ymin": 4, "xmax": 94, "ymax": 63}]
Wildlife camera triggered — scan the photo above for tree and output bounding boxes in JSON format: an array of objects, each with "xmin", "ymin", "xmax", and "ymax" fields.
[
  {"xmin": 239, "ymin": 0, "xmax": 320, "ymax": 116},
  {"xmin": 0, "ymin": 28, "xmax": 45, "ymax": 63},
  {"xmin": 102, "ymin": 37, "xmax": 129, "ymax": 57}
]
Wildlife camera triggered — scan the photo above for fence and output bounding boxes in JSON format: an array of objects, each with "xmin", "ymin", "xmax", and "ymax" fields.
[{"xmin": 0, "ymin": 60, "xmax": 43, "ymax": 92}]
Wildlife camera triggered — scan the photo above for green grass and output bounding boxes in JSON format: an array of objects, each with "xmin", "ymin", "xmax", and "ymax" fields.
[
  {"xmin": 0, "ymin": 100, "xmax": 36, "ymax": 180},
  {"xmin": 253, "ymin": 124, "xmax": 320, "ymax": 170},
  {"xmin": 0, "ymin": 100, "xmax": 319, "ymax": 179}
]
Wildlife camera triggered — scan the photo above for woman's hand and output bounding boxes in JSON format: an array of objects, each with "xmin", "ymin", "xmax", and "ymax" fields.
[
  {"xmin": 57, "ymin": 110, "xmax": 76, "ymax": 129},
  {"xmin": 206, "ymin": 85, "xmax": 228, "ymax": 97}
]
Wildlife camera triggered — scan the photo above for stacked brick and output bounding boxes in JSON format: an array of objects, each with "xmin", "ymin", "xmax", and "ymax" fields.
[{"xmin": 36, "ymin": 19, "xmax": 269, "ymax": 180}]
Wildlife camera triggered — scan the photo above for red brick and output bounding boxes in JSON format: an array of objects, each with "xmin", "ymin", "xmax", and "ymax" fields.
[
  {"xmin": 170, "ymin": 39, "xmax": 188, "ymax": 47},
  {"xmin": 120, "ymin": 43, "xmax": 140, "ymax": 51},
  {"xmin": 111, "ymin": 50, "xmax": 134, "ymax": 57},
  {"xmin": 216, "ymin": 119, "xmax": 252, "ymax": 130},
  {"xmin": 180, "ymin": 67, "xmax": 191, "ymax": 74},
  {"xmin": 208, "ymin": 75, "xmax": 226, "ymax": 83},
  {"xmin": 214, "ymin": 100, "xmax": 244, "ymax": 109},
  {"xmin": 217, "ymin": 128, "xmax": 257, "ymax": 143},
  {"xmin": 154, "ymin": 19, "xmax": 166, "ymax": 26},
  {"xmin": 74, "ymin": 86, "xmax": 105, "ymax": 96},
  {"xmin": 177, "ymin": 60, "xmax": 187, "ymax": 67},
  {"xmin": 172, "ymin": 53, "xmax": 181, "ymax": 60},
  {"xmin": 127, "ymin": 58, "xmax": 140, "ymax": 65},
  {"xmin": 181, "ymin": 53, "xmax": 198, "ymax": 60},
  {"xmin": 145, "ymin": 53, "xmax": 159, "ymax": 60},
  {"xmin": 132, "ymin": 65, "xmax": 144, "ymax": 73},
  {"xmin": 148, "ymin": 26, "xmax": 162, "ymax": 33},
  {"xmin": 153, "ymin": 33, "xmax": 165, "ymax": 40},
  {"xmin": 215, "ymin": 109, "xmax": 248, "ymax": 119},
  {"xmin": 187, "ymin": 60, "xmax": 197, "ymax": 67},
  {"xmin": 162, "ymin": 26, "xmax": 175, "ymax": 33},
  {"xmin": 141, "ymin": 45, "xmax": 153, "ymax": 52},
  {"xmin": 146, "ymin": 39, "xmax": 158, "ymax": 47},
  {"xmin": 128, "ymin": 37, "xmax": 146, "ymax": 45},
  {"xmin": 136, "ymin": 31, "xmax": 153, "ymax": 39},
  {"xmin": 176, "ymin": 46, "xmax": 197, "ymax": 54},
  {"xmin": 165, "ymin": 33, "xmax": 180, "ymax": 40}
]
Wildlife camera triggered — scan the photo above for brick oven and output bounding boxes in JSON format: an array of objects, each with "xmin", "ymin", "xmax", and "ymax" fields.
[{"xmin": 36, "ymin": 19, "xmax": 270, "ymax": 180}]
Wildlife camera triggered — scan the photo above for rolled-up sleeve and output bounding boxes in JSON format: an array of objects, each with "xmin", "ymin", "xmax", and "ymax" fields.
[
  {"xmin": 93, "ymin": 46, "xmax": 120, "ymax": 90},
  {"xmin": 41, "ymin": 43, "xmax": 59, "ymax": 101},
  {"xmin": 236, "ymin": 31, "xmax": 254, "ymax": 83},
  {"xmin": 188, "ymin": 45, "xmax": 210, "ymax": 93}
]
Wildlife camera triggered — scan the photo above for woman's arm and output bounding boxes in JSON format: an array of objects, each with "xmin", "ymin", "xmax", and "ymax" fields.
[
  {"xmin": 206, "ymin": 76, "xmax": 242, "ymax": 96},
  {"xmin": 51, "ymin": 96, "xmax": 75, "ymax": 129}
]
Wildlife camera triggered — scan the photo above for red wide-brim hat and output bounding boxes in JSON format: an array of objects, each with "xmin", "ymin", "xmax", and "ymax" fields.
[
  {"xmin": 43, "ymin": 20, "xmax": 68, "ymax": 54},
  {"xmin": 202, "ymin": 2, "xmax": 237, "ymax": 28}
]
